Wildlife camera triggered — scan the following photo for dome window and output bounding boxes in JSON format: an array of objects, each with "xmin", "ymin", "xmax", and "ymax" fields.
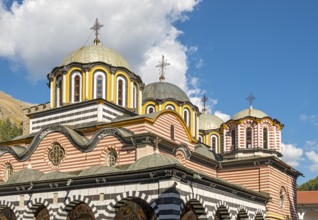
[
  {"xmin": 133, "ymin": 84, "xmax": 138, "ymax": 111},
  {"xmin": 165, "ymin": 105, "xmax": 175, "ymax": 111},
  {"xmin": 146, "ymin": 105, "xmax": 155, "ymax": 114},
  {"xmin": 106, "ymin": 149, "xmax": 117, "ymax": 167},
  {"xmin": 55, "ymin": 76, "xmax": 63, "ymax": 107},
  {"xmin": 263, "ymin": 128, "xmax": 268, "ymax": 149},
  {"xmin": 117, "ymin": 76, "xmax": 127, "ymax": 107},
  {"xmin": 94, "ymin": 71, "xmax": 106, "ymax": 99},
  {"xmin": 231, "ymin": 130, "xmax": 236, "ymax": 149},
  {"xmin": 210, "ymin": 135, "xmax": 218, "ymax": 153},
  {"xmin": 198, "ymin": 135, "xmax": 203, "ymax": 143},
  {"xmin": 71, "ymin": 72, "xmax": 82, "ymax": 103},
  {"xmin": 170, "ymin": 125, "xmax": 175, "ymax": 140},
  {"xmin": 246, "ymin": 127, "xmax": 252, "ymax": 148},
  {"xmin": 183, "ymin": 108, "xmax": 190, "ymax": 128}
]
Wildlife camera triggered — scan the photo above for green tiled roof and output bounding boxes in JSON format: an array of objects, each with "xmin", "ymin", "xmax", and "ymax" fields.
[{"xmin": 128, "ymin": 154, "xmax": 180, "ymax": 171}]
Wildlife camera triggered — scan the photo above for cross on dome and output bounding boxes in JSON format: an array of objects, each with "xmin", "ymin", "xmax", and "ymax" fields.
[
  {"xmin": 153, "ymin": 136, "xmax": 161, "ymax": 154},
  {"xmin": 246, "ymin": 92, "xmax": 256, "ymax": 110},
  {"xmin": 156, "ymin": 55, "xmax": 170, "ymax": 82},
  {"xmin": 202, "ymin": 94, "xmax": 208, "ymax": 113},
  {"xmin": 90, "ymin": 18, "xmax": 104, "ymax": 45}
]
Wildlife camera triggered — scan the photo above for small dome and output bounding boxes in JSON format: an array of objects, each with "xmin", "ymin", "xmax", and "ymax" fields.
[
  {"xmin": 232, "ymin": 108, "xmax": 267, "ymax": 120},
  {"xmin": 61, "ymin": 45, "xmax": 132, "ymax": 71},
  {"xmin": 194, "ymin": 146, "xmax": 216, "ymax": 160},
  {"xmin": 39, "ymin": 170, "xmax": 76, "ymax": 181},
  {"xmin": 143, "ymin": 82, "xmax": 190, "ymax": 102},
  {"xmin": 7, "ymin": 168, "xmax": 43, "ymax": 184},
  {"xmin": 128, "ymin": 154, "xmax": 180, "ymax": 171},
  {"xmin": 79, "ymin": 165, "xmax": 119, "ymax": 176},
  {"xmin": 199, "ymin": 113, "xmax": 224, "ymax": 130}
]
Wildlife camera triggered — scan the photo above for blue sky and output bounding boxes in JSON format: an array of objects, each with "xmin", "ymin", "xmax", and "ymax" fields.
[{"xmin": 0, "ymin": 0, "xmax": 317, "ymax": 185}]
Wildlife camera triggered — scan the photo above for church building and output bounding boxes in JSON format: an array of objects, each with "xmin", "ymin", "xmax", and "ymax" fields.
[{"xmin": 0, "ymin": 19, "xmax": 301, "ymax": 220}]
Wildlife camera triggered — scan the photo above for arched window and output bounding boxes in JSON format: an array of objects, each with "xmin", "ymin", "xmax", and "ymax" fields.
[
  {"xmin": 146, "ymin": 105, "xmax": 155, "ymax": 114},
  {"xmin": 210, "ymin": 135, "xmax": 218, "ymax": 153},
  {"xmin": 170, "ymin": 125, "xmax": 175, "ymax": 140},
  {"xmin": 116, "ymin": 76, "xmax": 127, "ymax": 107},
  {"xmin": 246, "ymin": 127, "xmax": 252, "ymax": 148},
  {"xmin": 94, "ymin": 71, "xmax": 106, "ymax": 99},
  {"xmin": 165, "ymin": 105, "xmax": 175, "ymax": 110},
  {"xmin": 55, "ymin": 76, "xmax": 63, "ymax": 107},
  {"xmin": 198, "ymin": 135, "xmax": 203, "ymax": 143},
  {"xmin": 71, "ymin": 72, "xmax": 82, "ymax": 103},
  {"xmin": 4, "ymin": 163, "xmax": 13, "ymax": 182},
  {"xmin": 106, "ymin": 149, "xmax": 117, "ymax": 167},
  {"xmin": 279, "ymin": 187, "xmax": 286, "ymax": 209},
  {"xmin": 183, "ymin": 108, "xmax": 190, "ymax": 128},
  {"xmin": 133, "ymin": 84, "xmax": 138, "ymax": 112},
  {"xmin": 231, "ymin": 130, "xmax": 236, "ymax": 149},
  {"xmin": 263, "ymin": 128, "xmax": 268, "ymax": 149}
]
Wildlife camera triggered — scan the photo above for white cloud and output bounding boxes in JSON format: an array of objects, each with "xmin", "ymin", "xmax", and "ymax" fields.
[
  {"xmin": 281, "ymin": 143, "xmax": 303, "ymax": 167},
  {"xmin": 214, "ymin": 110, "xmax": 230, "ymax": 122},
  {"xmin": 305, "ymin": 151, "xmax": 318, "ymax": 172},
  {"xmin": 0, "ymin": 0, "xmax": 200, "ymax": 88}
]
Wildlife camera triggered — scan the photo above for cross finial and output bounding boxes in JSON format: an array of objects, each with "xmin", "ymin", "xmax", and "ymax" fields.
[
  {"xmin": 90, "ymin": 18, "xmax": 104, "ymax": 45},
  {"xmin": 202, "ymin": 94, "xmax": 208, "ymax": 113},
  {"xmin": 246, "ymin": 92, "xmax": 256, "ymax": 110},
  {"xmin": 156, "ymin": 55, "xmax": 170, "ymax": 82},
  {"xmin": 153, "ymin": 137, "xmax": 161, "ymax": 154}
]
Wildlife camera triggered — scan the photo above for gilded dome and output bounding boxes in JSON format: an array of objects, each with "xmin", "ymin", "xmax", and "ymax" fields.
[
  {"xmin": 61, "ymin": 45, "xmax": 132, "ymax": 71},
  {"xmin": 79, "ymin": 165, "xmax": 119, "ymax": 176},
  {"xmin": 199, "ymin": 112, "xmax": 224, "ymax": 130},
  {"xmin": 143, "ymin": 82, "xmax": 190, "ymax": 102},
  {"xmin": 7, "ymin": 168, "xmax": 43, "ymax": 184},
  {"xmin": 128, "ymin": 154, "xmax": 180, "ymax": 171},
  {"xmin": 232, "ymin": 108, "xmax": 267, "ymax": 120}
]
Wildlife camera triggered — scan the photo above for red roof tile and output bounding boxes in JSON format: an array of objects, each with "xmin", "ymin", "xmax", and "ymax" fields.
[{"xmin": 297, "ymin": 191, "xmax": 318, "ymax": 204}]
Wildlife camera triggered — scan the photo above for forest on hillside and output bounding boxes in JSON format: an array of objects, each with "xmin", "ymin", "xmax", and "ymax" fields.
[
  {"xmin": 298, "ymin": 176, "xmax": 318, "ymax": 191},
  {"xmin": 0, "ymin": 119, "xmax": 22, "ymax": 142}
]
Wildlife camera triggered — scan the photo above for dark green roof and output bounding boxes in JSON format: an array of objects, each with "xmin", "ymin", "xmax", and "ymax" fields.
[
  {"xmin": 39, "ymin": 170, "xmax": 76, "ymax": 181},
  {"xmin": 7, "ymin": 168, "xmax": 43, "ymax": 184},
  {"xmin": 143, "ymin": 82, "xmax": 190, "ymax": 102},
  {"xmin": 194, "ymin": 145, "xmax": 216, "ymax": 160},
  {"xmin": 128, "ymin": 153, "xmax": 180, "ymax": 170},
  {"xmin": 79, "ymin": 165, "xmax": 120, "ymax": 176}
]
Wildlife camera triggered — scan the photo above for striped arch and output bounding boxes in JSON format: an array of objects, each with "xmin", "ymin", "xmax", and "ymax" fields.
[
  {"xmin": 182, "ymin": 194, "xmax": 208, "ymax": 220},
  {"xmin": 56, "ymin": 194, "xmax": 98, "ymax": 219},
  {"xmin": 214, "ymin": 201, "xmax": 231, "ymax": 220},
  {"xmin": 254, "ymin": 211, "xmax": 265, "ymax": 220},
  {"xmin": 23, "ymin": 198, "xmax": 52, "ymax": 219},
  {"xmin": 105, "ymin": 191, "xmax": 154, "ymax": 219},
  {"xmin": 235, "ymin": 206, "xmax": 249, "ymax": 220},
  {"xmin": 0, "ymin": 200, "xmax": 19, "ymax": 219}
]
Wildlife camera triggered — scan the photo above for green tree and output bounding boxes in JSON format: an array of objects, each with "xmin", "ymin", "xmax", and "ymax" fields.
[
  {"xmin": 0, "ymin": 119, "xmax": 22, "ymax": 142},
  {"xmin": 298, "ymin": 176, "xmax": 318, "ymax": 191}
]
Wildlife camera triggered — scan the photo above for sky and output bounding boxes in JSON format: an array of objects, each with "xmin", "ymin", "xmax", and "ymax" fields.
[{"xmin": 0, "ymin": 0, "xmax": 317, "ymax": 185}]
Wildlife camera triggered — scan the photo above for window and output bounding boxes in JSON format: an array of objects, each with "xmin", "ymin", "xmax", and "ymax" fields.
[
  {"xmin": 165, "ymin": 105, "xmax": 175, "ymax": 110},
  {"xmin": 183, "ymin": 108, "xmax": 190, "ymax": 128},
  {"xmin": 231, "ymin": 130, "xmax": 236, "ymax": 149},
  {"xmin": 170, "ymin": 125, "xmax": 175, "ymax": 140},
  {"xmin": 106, "ymin": 149, "xmax": 117, "ymax": 167},
  {"xmin": 71, "ymin": 72, "xmax": 82, "ymax": 103},
  {"xmin": 146, "ymin": 105, "xmax": 155, "ymax": 113},
  {"xmin": 279, "ymin": 188, "xmax": 285, "ymax": 208},
  {"xmin": 210, "ymin": 135, "xmax": 218, "ymax": 153},
  {"xmin": 246, "ymin": 127, "xmax": 252, "ymax": 148},
  {"xmin": 4, "ymin": 163, "xmax": 13, "ymax": 182},
  {"xmin": 198, "ymin": 135, "xmax": 203, "ymax": 143},
  {"xmin": 94, "ymin": 71, "xmax": 106, "ymax": 99},
  {"xmin": 48, "ymin": 142, "xmax": 65, "ymax": 166},
  {"xmin": 116, "ymin": 76, "xmax": 127, "ymax": 107},
  {"xmin": 263, "ymin": 128, "xmax": 268, "ymax": 149},
  {"xmin": 133, "ymin": 84, "xmax": 138, "ymax": 111},
  {"xmin": 55, "ymin": 76, "xmax": 63, "ymax": 107}
]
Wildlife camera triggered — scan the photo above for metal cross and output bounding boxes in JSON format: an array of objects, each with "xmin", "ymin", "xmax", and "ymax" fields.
[
  {"xmin": 153, "ymin": 137, "xmax": 161, "ymax": 154},
  {"xmin": 90, "ymin": 18, "xmax": 104, "ymax": 45},
  {"xmin": 202, "ymin": 94, "xmax": 208, "ymax": 109},
  {"xmin": 156, "ymin": 55, "xmax": 170, "ymax": 82},
  {"xmin": 246, "ymin": 92, "xmax": 256, "ymax": 108}
]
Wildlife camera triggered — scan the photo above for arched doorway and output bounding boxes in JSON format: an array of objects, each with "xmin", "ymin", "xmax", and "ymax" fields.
[
  {"xmin": 236, "ymin": 209, "xmax": 248, "ymax": 220},
  {"xmin": 181, "ymin": 199, "xmax": 207, "ymax": 220},
  {"xmin": 34, "ymin": 205, "xmax": 49, "ymax": 220},
  {"xmin": 215, "ymin": 205, "xmax": 230, "ymax": 220},
  {"xmin": 67, "ymin": 203, "xmax": 95, "ymax": 220},
  {"xmin": 114, "ymin": 197, "xmax": 156, "ymax": 220},
  {"xmin": 0, "ymin": 207, "xmax": 16, "ymax": 220}
]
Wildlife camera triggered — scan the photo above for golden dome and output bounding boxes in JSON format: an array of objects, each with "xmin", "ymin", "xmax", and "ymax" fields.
[{"xmin": 61, "ymin": 45, "xmax": 132, "ymax": 71}]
